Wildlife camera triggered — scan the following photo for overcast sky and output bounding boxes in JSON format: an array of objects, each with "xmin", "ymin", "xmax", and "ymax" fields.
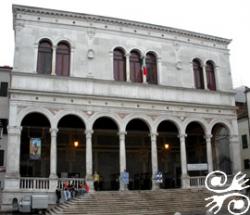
[{"xmin": 1, "ymin": 0, "xmax": 249, "ymax": 88}]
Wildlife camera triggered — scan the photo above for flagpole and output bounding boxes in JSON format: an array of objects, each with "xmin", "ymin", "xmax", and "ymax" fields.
[{"xmin": 142, "ymin": 56, "xmax": 147, "ymax": 84}]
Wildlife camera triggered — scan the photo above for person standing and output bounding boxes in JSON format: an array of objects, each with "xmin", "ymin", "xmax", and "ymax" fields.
[
  {"xmin": 121, "ymin": 169, "xmax": 129, "ymax": 190},
  {"xmin": 93, "ymin": 171, "xmax": 100, "ymax": 191}
]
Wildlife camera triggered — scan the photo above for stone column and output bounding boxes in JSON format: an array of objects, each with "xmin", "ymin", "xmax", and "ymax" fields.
[
  {"xmin": 51, "ymin": 45, "xmax": 57, "ymax": 75},
  {"xmin": 119, "ymin": 132, "xmax": 126, "ymax": 191},
  {"xmin": 49, "ymin": 128, "xmax": 58, "ymax": 178},
  {"xmin": 229, "ymin": 135, "xmax": 241, "ymax": 174},
  {"xmin": 203, "ymin": 64, "xmax": 208, "ymax": 89},
  {"xmin": 70, "ymin": 47, "xmax": 75, "ymax": 76},
  {"xmin": 49, "ymin": 128, "xmax": 58, "ymax": 192},
  {"xmin": 150, "ymin": 132, "xmax": 158, "ymax": 190},
  {"xmin": 178, "ymin": 134, "xmax": 189, "ymax": 188},
  {"xmin": 205, "ymin": 134, "xmax": 213, "ymax": 172},
  {"xmin": 4, "ymin": 126, "xmax": 22, "ymax": 190},
  {"xmin": 85, "ymin": 130, "xmax": 93, "ymax": 178},
  {"xmin": 125, "ymin": 53, "xmax": 130, "ymax": 82},
  {"xmin": 33, "ymin": 43, "xmax": 39, "ymax": 73}
]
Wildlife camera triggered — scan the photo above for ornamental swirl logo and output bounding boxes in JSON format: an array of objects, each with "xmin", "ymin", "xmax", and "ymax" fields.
[{"xmin": 205, "ymin": 171, "xmax": 250, "ymax": 215}]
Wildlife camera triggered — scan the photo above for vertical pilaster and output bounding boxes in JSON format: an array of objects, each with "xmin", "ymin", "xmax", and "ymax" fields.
[
  {"xmin": 85, "ymin": 130, "xmax": 93, "ymax": 178},
  {"xmin": 4, "ymin": 126, "xmax": 22, "ymax": 190},
  {"xmin": 205, "ymin": 134, "xmax": 213, "ymax": 172},
  {"xmin": 70, "ymin": 47, "xmax": 75, "ymax": 76},
  {"xmin": 119, "ymin": 131, "xmax": 126, "ymax": 191},
  {"xmin": 203, "ymin": 64, "xmax": 208, "ymax": 89},
  {"xmin": 230, "ymin": 135, "xmax": 241, "ymax": 173},
  {"xmin": 157, "ymin": 57, "xmax": 162, "ymax": 84},
  {"xmin": 51, "ymin": 45, "xmax": 56, "ymax": 75},
  {"xmin": 125, "ymin": 53, "xmax": 130, "ymax": 82},
  {"xmin": 150, "ymin": 132, "xmax": 158, "ymax": 190},
  {"xmin": 178, "ymin": 134, "xmax": 189, "ymax": 188}
]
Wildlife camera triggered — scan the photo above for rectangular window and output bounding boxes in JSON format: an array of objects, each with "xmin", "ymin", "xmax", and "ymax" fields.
[
  {"xmin": 244, "ymin": 159, "xmax": 250, "ymax": 169},
  {"xmin": 0, "ymin": 119, "xmax": 8, "ymax": 135},
  {"xmin": 0, "ymin": 150, "xmax": 4, "ymax": 166},
  {"xmin": 0, "ymin": 82, "xmax": 8, "ymax": 97},
  {"xmin": 242, "ymin": 135, "xmax": 248, "ymax": 149}
]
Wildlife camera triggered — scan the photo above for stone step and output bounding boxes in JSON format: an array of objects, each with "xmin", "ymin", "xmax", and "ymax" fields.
[{"xmin": 47, "ymin": 189, "xmax": 209, "ymax": 215}]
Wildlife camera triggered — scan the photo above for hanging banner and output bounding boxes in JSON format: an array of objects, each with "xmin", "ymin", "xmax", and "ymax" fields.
[{"xmin": 30, "ymin": 138, "xmax": 41, "ymax": 160}]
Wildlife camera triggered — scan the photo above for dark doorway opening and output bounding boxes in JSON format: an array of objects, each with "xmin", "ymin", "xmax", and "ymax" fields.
[
  {"xmin": 57, "ymin": 115, "xmax": 86, "ymax": 178},
  {"xmin": 20, "ymin": 113, "xmax": 51, "ymax": 177},
  {"xmin": 92, "ymin": 117, "xmax": 119, "ymax": 191},
  {"xmin": 126, "ymin": 119, "xmax": 151, "ymax": 190}
]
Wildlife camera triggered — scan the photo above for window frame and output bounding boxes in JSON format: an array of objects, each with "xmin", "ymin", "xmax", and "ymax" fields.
[
  {"xmin": 56, "ymin": 41, "xmax": 71, "ymax": 76},
  {"xmin": 113, "ymin": 48, "xmax": 126, "ymax": 81},
  {"xmin": 36, "ymin": 39, "xmax": 53, "ymax": 75}
]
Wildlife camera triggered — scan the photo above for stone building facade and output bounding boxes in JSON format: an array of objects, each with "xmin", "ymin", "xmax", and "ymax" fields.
[
  {"xmin": 235, "ymin": 86, "xmax": 250, "ymax": 177},
  {"xmin": 0, "ymin": 66, "xmax": 11, "ymax": 189},
  {"xmin": 2, "ymin": 4, "xmax": 241, "ymax": 209}
]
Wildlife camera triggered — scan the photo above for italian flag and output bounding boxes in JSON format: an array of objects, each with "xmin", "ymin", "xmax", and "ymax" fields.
[{"xmin": 142, "ymin": 57, "xmax": 148, "ymax": 76}]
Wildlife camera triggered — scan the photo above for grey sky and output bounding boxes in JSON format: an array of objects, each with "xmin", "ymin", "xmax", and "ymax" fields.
[{"xmin": 1, "ymin": 0, "xmax": 249, "ymax": 88}]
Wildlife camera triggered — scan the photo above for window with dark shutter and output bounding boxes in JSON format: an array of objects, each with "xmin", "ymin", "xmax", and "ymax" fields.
[
  {"xmin": 206, "ymin": 61, "xmax": 216, "ymax": 91},
  {"xmin": 146, "ymin": 52, "xmax": 157, "ymax": 84},
  {"xmin": 192, "ymin": 59, "xmax": 204, "ymax": 89},
  {"xmin": 56, "ymin": 41, "xmax": 70, "ymax": 76},
  {"xmin": 37, "ymin": 39, "xmax": 52, "ymax": 74},
  {"xmin": 0, "ymin": 82, "xmax": 8, "ymax": 97},
  {"xmin": 0, "ymin": 150, "xmax": 3, "ymax": 166},
  {"xmin": 244, "ymin": 159, "xmax": 250, "ymax": 169},
  {"xmin": 242, "ymin": 134, "xmax": 248, "ymax": 149},
  {"xmin": 113, "ymin": 48, "xmax": 126, "ymax": 81},
  {"xmin": 130, "ymin": 50, "xmax": 142, "ymax": 83},
  {"xmin": 0, "ymin": 119, "xmax": 8, "ymax": 135}
]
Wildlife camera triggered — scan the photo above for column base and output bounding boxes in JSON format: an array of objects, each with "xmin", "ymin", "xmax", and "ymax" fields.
[
  {"xmin": 181, "ymin": 175, "xmax": 190, "ymax": 188},
  {"xmin": 151, "ymin": 181, "xmax": 160, "ymax": 190}
]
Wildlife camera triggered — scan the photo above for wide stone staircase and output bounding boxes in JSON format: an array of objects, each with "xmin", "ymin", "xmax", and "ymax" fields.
[{"xmin": 46, "ymin": 189, "xmax": 210, "ymax": 215}]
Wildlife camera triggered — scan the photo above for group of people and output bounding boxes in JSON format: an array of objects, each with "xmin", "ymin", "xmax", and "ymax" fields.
[{"xmin": 56, "ymin": 181, "xmax": 90, "ymax": 203}]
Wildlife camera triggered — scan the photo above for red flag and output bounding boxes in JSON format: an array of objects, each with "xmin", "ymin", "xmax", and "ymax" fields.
[{"xmin": 142, "ymin": 57, "xmax": 147, "ymax": 76}]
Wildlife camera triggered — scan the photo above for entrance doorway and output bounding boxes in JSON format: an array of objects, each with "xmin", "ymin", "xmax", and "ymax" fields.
[
  {"xmin": 92, "ymin": 117, "xmax": 119, "ymax": 190},
  {"xmin": 126, "ymin": 119, "xmax": 151, "ymax": 190},
  {"xmin": 157, "ymin": 121, "xmax": 181, "ymax": 188},
  {"xmin": 57, "ymin": 115, "xmax": 86, "ymax": 178}
]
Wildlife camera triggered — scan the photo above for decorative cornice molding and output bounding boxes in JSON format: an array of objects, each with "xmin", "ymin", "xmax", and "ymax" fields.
[{"xmin": 12, "ymin": 4, "xmax": 231, "ymax": 45}]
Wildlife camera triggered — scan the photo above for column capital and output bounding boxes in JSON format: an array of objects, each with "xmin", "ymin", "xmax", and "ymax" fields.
[
  {"xmin": 178, "ymin": 133, "xmax": 187, "ymax": 139},
  {"xmin": 229, "ymin": 134, "xmax": 239, "ymax": 143},
  {"xmin": 125, "ymin": 53, "xmax": 130, "ymax": 57},
  {"xmin": 7, "ymin": 126, "xmax": 22, "ymax": 135},
  {"xmin": 50, "ymin": 128, "xmax": 58, "ymax": 136},
  {"xmin": 118, "ymin": 131, "xmax": 127, "ymax": 136},
  {"xmin": 204, "ymin": 134, "xmax": 213, "ymax": 140},
  {"xmin": 149, "ymin": 132, "xmax": 158, "ymax": 137},
  {"xmin": 85, "ymin": 129, "xmax": 93, "ymax": 139}
]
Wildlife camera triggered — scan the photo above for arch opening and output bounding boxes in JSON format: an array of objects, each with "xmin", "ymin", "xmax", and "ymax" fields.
[
  {"xmin": 157, "ymin": 121, "xmax": 181, "ymax": 188},
  {"xmin": 92, "ymin": 117, "xmax": 119, "ymax": 191},
  {"xmin": 125, "ymin": 119, "xmax": 151, "ymax": 190},
  {"xmin": 211, "ymin": 123, "xmax": 232, "ymax": 174},
  {"xmin": 185, "ymin": 122, "xmax": 207, "ymax": 176},
  {"xmin": 57, "ymin": 114, "xmax": 86, "ymax": 178},
  {"xmin": 20, "ymin": 113, "xmax": 51, "ymax": 177}
]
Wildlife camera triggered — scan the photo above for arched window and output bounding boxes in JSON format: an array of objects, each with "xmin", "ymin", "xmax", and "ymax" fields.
[
  {"xmin": 206, "ymin": 60, "xmax": 216, "ymax": 91},
  {"xmin": 192, "ymin": 58, "xmax": 204, "ymax": 89},
  {"xmin": 56, "ymin": 41, "xmax": 70, "ymax": 76},
  {"xmin": 146, "ymin": 52, "xmax": 157, "ymax": 84},
  {"xmin": 113, "ymin": 48, "xmax": 126, "ymax": 81},
  {"xmin": 37, "ymin": 39, "xmax": 52, "ymax": 74},
  {"xmin": 130, "ymin": 50, "xmax": 142, "ymax": 83}
]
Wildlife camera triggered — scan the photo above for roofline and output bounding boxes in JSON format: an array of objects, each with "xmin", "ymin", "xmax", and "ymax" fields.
[{"xmin": 12, "ymin": 4, "xmax": 232, "ymax": 45}]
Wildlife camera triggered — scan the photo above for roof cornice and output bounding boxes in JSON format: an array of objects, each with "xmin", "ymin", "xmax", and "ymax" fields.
[{"xmin": 12, "ymin": 4, "xmax": 231, "ymax": 45}]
